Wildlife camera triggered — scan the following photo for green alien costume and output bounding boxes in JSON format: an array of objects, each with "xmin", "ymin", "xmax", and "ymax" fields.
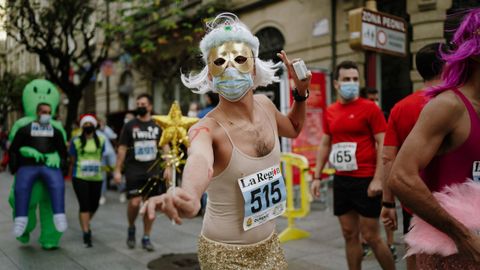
[{"xmin": 8, "ymin": 79, "xmax": 66, "ymax": 249}]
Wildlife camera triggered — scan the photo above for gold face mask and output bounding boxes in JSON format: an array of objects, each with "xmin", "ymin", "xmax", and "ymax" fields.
[{"xmin": 208, "ymin": 41, "xmax": 254, "ymax": 77}]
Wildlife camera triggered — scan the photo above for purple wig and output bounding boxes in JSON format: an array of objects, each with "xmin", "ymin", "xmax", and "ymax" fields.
[{"xmin": 428, "ymin": 8, "xmax": 480, "ymax": 97}]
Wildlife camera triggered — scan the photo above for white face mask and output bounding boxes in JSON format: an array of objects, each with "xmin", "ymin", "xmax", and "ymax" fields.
[
  {"xmin": 213, "ymin": 67, "xmax": 254, "ymax": 102},
  {"xmin": 187, "ymin": 111, "xmax": 197, "ymax": 117},
  {"xmin": 39, "ymin": 114, "xmax": 51, "ymax": 125}
]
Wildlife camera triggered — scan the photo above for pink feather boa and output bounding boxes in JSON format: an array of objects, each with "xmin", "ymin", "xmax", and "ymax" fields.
[{"xmin": 404, "ymin": 180, "xmax": 480, "ymax": 257}]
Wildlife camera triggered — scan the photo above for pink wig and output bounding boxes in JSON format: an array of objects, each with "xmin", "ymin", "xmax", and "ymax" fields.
[
  {"xmin": 428, "ymin": 8, "xmax": 480, "ymax": 97},
  {"xmin": 404, "ymin": 180, "xmax": 480, "ymax": 257}
]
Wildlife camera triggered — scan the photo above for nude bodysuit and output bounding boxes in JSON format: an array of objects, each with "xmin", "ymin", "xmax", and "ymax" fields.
[{"xmin": 201, "ymin": 107, "xmax": 281, "ymax": 244}]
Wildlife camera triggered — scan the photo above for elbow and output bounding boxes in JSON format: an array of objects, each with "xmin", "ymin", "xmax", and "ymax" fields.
[
  {"xmin": 288, "ymin": 117, "xmax": 303, "ymax": 138},
  {"xmin": 387, "ymin": 172, "xmax": 400, "ymax": 195},
  {"xmin": 382, "ymin": 154, "xmax": 393, "ymax": 166},
  {"xmin": 291, "ymin": 129, "xmax": 302, "ymax": 139},
  {"xmin": 388, "ymin": 169, "xmax": 413, "ymax": 197}
]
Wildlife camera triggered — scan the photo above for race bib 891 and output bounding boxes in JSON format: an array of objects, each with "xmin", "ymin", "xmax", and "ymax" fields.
[
  {"xmin": 238, "ymin": 165, "xmax": 286, "ymax": 231},
  {"xmin": 134, "ymin": 140, "xmax": 157, "ymax": 162}
]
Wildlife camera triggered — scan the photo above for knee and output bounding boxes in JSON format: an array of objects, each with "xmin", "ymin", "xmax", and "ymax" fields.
[
  {"xmin": 362, "ymin": 231, "xmax": 382, "ymax": 246},
  {"xmin": 341, "ymin": 227, "xmax": 359, "ymax": 242},
  {"xmin": 129, "ymin": 197, "xmax": 141, "ymax": 208}
]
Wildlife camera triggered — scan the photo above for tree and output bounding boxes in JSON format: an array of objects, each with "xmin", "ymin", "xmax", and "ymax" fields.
[
  {"xmin": 2, "ymin": 0, "xmax": 112, "ymax": 136},
  {"xmin": 0, "ymin": 72, "xmax": 40, "ymax": 126},
  {"xmin": 108, "ymin": 0, "xmax": 226, "ymax": 112}
]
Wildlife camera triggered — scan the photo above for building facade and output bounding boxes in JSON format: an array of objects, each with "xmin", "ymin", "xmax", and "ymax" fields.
[
  {"xmin": 2, "ymin": 0, "xmax": 478, "ymax": 129},
  {"xmin": 231, "ymin": 0, "xmax": 471, "ymax": 112}
]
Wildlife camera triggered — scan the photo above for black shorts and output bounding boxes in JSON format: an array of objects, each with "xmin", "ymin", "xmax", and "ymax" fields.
[
  {"xmin": 403, "ymin": 208, "xmax": 413, "ymax": 234},
  {"xmin": 125, "ymin": 172, "xmax": 166, "ymax": 199},
  {"xmin": 333, "ymin": 175, "xmax": 382, "ymax": 218}
]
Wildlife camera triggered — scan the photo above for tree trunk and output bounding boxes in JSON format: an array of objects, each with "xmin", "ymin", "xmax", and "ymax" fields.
[{"xmin": 65, "ymin": 90, "xmax": 82, "ymax": 139}]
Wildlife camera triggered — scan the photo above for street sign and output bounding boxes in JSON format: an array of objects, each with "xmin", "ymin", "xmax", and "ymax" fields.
[{"xmin": 349, "ymin": 8, "xmax": 407, "ymax": 57}]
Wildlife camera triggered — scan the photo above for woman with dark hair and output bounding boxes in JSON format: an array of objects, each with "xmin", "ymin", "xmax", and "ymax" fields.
[{"xmin": 69, "ymin": 114, "xmax": 105, "ymax": 247}]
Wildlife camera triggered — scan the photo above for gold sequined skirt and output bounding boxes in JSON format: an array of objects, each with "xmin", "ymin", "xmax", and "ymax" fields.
[{"xmin": 197, "ymin": 232, "xmax": 288, "ymax": 270}]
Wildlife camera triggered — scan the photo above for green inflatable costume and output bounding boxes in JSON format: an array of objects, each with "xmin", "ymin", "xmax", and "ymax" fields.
[{"xmin": 8, "ymin": 79, "xmax": 66, "ymax": 249}]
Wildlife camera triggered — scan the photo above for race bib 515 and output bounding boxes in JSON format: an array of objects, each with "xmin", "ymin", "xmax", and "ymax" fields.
[{"xmin": 238, "ymin": 165, "xmax": 286, "ymax": 231}]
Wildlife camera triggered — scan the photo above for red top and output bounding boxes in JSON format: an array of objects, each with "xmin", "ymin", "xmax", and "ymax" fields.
[
  {"xmin": 384, "ymin": 90, "xmax": 427, "ymax": 147},
  {"xmin": 421, "ymin": 89, "xmax": 480, "ymax": 192},
  {"xmin": 384, "ymin": 90, "xmax": 427, "ymax": 214},
  {"xmin": 324, "ymin": 98, "xmax": 387, "ymax": 177}
]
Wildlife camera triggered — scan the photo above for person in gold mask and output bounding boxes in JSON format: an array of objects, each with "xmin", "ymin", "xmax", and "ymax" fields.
[{"xmin": 141, "ymin": 12, "xmax": 311, "ymax": 269}]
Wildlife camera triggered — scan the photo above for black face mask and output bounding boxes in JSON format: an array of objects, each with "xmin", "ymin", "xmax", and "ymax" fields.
[
  {"xmin": 84, "ymin": 126, "xmax": 95, "ymax": 134},
  {"xmin": 136, "ymin": 107, "xmax": 148, "ymax": 116}
]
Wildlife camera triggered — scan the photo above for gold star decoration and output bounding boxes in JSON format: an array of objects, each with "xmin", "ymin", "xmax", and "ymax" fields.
[{"xmin": 152, "ymin": 101, "xmax": 199, "ymax": 149}]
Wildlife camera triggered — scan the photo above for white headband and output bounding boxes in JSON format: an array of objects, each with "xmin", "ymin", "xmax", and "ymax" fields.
[{"xmin": 199, "ymin": 12, "xmax": 259, "ymax": 63}]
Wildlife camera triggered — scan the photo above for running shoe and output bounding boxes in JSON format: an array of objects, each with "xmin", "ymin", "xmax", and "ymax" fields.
[
  {"xmin": 127, "ymin": 226, "xmax": 136, "ymax": 249},
  {"xmin": 362, "ymin": 243, "xmax": 372, "ymax": 258},
  {"xmin": 83, "ymin": 230, "xmax": 92, "ymax": 248},
  {"xmin": 390, "ymin": 245, "xmax": 398, "ymax": 261},
  {"xmin": 142, "ymin": 236, "xmax": 154, "ymax": 252}
]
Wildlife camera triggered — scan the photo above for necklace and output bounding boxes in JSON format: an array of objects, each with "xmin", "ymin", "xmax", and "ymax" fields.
[{"xmin": 217, "ymin": 105, "xmax": 256, "ymax": 129}]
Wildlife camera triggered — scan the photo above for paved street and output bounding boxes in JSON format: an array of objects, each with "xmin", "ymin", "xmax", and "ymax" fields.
[{"xmin": 0, "ymin": 171, "xmax": 407, "ymax": 269}]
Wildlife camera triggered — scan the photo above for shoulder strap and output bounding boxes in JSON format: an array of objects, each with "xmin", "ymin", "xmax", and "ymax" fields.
[
  {"xmin": 452, "ymin": 88, "xmax": 480, "ymax": 126},
  {"xmin": 205, "ymin": 116, "xmax": 235, "ymax": 147}
]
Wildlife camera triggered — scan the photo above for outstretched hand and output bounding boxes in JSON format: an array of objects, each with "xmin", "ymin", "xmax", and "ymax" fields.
[
  {"xmin": 277, "ymin": 50, "xmax": 312, "ymax": 93},
  {"xmin": 140, "ymin": 187, "xmax": 200, "ymax": 225}
]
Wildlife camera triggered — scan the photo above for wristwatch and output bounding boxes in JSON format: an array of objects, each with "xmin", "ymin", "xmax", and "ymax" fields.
[
  {"xmin": 292, "ymin": 88, "xmax": 309, "ymax": 102},
  {"xmin": 382, "ymin": 201, "xmax": 396, "ymax": 209}
]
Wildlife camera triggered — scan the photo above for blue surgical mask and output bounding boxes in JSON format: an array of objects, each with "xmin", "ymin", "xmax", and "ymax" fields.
[
  {"xmin": 39, "ymin": 114, "xmax": 51, "ymax": 125},
  {"xmin": 213, "ymin": 67, "xmax": 253, "ymax": 102},
  {"xmin": 339, "ymin": 82, "xmax": 359, "ymax": 100}
]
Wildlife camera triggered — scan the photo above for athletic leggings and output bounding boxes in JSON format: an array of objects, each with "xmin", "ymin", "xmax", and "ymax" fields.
[{"xmin": 72, "ymin": 178, "xmax": 102, "ymax": 214}]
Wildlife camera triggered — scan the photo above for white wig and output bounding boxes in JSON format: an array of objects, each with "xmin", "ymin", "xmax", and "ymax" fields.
[{"xmin": 181, "ymin": 12, "xmax": 280, "ymax": 94}]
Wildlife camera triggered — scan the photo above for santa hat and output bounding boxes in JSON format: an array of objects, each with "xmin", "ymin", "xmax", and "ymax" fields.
[{"xmin": 79, "ymin": 114, "xmax": 97, "ymax": 128}]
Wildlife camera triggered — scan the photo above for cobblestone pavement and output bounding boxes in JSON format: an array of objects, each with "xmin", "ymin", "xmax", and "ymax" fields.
[{"xmin": 0, "ymin": 171, "xmax": 407, "ymax": 269}]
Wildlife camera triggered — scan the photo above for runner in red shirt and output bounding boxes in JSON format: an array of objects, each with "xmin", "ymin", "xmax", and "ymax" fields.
[
  {"xmin": 381, "ymin": 42, "xmax": 444, "ymax": 270},
  {"xmin": 311, "ymin": 61, "xmax": 395, "ymax": 270}
]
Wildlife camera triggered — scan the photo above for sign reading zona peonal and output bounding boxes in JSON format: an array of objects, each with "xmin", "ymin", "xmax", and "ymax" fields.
[{"xmin": 348, "ymin": 8, "xmax": 408, "ymax": 57}]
